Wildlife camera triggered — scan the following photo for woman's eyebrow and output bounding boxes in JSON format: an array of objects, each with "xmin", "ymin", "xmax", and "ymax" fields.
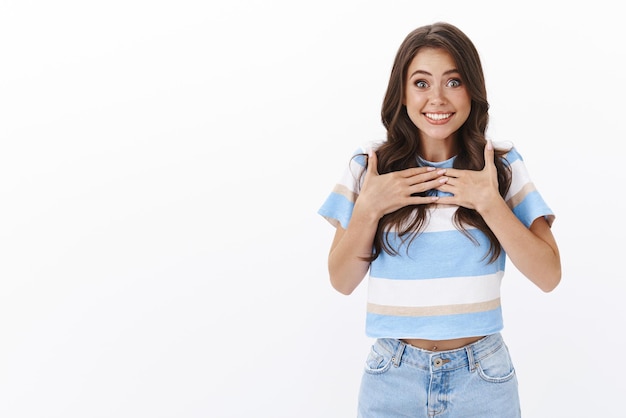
[{"xmin": 408, "ymin": 68, "xmax": 460, "ymax": 78}]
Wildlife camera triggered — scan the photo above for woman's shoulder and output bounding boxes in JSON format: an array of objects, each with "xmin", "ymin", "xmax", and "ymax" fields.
[
  {"xmin": 345, "ymin": 139, "xmax": 385, "ymax": 168},
  {"xmin": 352, "ymin": 139, "xmax": 385, "ymax": 155},
  {"xmin": 492, "ymin": 140, "xmax": 524, "ymax": 163}
]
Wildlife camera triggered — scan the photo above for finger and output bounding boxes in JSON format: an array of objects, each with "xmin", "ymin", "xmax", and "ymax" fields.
[
  {"xmin": 483, "ymin": 140, "xmax": 496, "ymax": 173},
  {"xmin": 408, "ymin": 195, "xmax": 440, "ymax": 205},
  {"xmin": 405, "ymin": 168, "xmax": 444, "ymax": 186},
  {"xmin": 439, "ymin": 167, "xmax": 461, "ymax": 178},
  {"xmin": 367, "ymin": 149, "xmax": 379, "ymax": 176},
  {"xmin": 408, "ymin": 175, "xmax": 448, "ymax": 195},
  {"xmin": 402, "ymin": 166, "xmax": 440, "ymax": 178}
]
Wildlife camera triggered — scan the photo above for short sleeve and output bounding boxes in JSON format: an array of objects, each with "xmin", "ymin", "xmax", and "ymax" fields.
[
  {"xmin": 503, "ymin": 147, "xmax": 555, "ymax": 228},
  {"xmin": 317, "ymin": 146, "xmax": 370, "ymax": 229}
]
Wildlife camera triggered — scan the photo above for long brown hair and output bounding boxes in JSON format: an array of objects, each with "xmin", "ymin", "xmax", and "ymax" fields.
[{"xmin": 365, "ymin": 22, "xmax": 511, "ymax": 263}]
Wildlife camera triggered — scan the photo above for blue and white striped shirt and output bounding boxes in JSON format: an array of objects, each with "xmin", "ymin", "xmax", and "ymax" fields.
[{"xmin": 318, "ymin": 142, "xmax": 555, "ymax": 340}]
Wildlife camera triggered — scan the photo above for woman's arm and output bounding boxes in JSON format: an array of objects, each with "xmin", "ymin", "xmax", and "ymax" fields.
[
  {"xmin": 327, "ymin": 212, "xmax": 378, "ymax": 295},
  {"xmin": 478, "ymin": 197, "xmax": 561, "ymax": 291}
]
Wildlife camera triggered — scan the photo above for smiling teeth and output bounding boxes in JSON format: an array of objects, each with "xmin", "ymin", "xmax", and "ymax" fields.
[{"xmin": 425, "ymin": 113, "xmax": 452, "ymax": 120}]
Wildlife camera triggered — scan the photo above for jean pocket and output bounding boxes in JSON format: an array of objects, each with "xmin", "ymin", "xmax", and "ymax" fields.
[
  {"xmin": 363, "ymin": 344, "xmax": 393, "ymax": 375},
  {"xmin": 475, "ymin": 343, "xmax": 516, "ymax": 383}
]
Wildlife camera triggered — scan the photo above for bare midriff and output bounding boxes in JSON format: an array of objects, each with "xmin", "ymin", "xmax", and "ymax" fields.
[{"xmin": 401, "ymin": 336, "xmax": 484, "ymax": 352}]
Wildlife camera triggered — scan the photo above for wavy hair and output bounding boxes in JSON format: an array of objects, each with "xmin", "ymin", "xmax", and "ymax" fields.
[{"xmin": 364, "ymin": 22, "xmax": 512, "ymax": 263}]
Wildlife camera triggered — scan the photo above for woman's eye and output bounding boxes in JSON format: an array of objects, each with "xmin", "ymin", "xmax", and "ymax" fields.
[
  {"xmin": 415, "ymin": 80, "xmax": 428, "ymax": 88},
  {"xmin": 447, "ymin": 78, "xmax": 462, "ymax": 87}
]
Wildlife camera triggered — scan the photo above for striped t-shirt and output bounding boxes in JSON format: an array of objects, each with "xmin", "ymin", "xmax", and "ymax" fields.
[{"xmin": 318, "ymin": 142, "xmax": 555, "ymax": 340}]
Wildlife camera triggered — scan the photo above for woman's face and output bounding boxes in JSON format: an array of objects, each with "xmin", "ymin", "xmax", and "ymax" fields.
[{"xmin": 404, "ymin": 47, "xmax": 471, "ymax": 145}]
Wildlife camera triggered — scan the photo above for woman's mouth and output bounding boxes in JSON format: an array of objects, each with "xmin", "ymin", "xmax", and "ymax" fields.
[{"xmin": 424, "ymin": 112, "xmax": 453, "ymax": 122}]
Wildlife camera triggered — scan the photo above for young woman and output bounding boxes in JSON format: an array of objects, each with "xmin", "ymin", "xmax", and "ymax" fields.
[{"xmin": 318, "ymin": 22, "xmax": 561, "ymax": 417}]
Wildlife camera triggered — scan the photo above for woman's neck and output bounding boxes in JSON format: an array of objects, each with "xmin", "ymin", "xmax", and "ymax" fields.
[{"xmin": 419, "ymin": 139, "xmax": 458, "ymax": 162}]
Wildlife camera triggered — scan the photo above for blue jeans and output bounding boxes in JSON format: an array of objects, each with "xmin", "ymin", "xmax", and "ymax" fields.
[{"xmin": 357, "ymin": 333, "xmax": 521, "ymax": 417}]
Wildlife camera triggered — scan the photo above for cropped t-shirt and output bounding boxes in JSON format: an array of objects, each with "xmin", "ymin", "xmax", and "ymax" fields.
[{"xmin": 318, "ymin": 142, "xmax": 555, "ymax": 340}]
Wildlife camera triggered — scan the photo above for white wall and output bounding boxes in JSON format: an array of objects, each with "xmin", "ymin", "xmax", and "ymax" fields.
[{"xmin": 1, "ymin": 1, "xmax": 623, "ymax": 417}]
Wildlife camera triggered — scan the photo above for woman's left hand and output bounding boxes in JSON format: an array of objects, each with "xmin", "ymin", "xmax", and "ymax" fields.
[{"xmin": 435, "ymin": 140, "xmax": 502, "ymax": 213}]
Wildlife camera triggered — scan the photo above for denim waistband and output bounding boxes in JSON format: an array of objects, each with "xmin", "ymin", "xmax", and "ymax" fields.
[{"xmin": 374, "ymin": 333, "xmax": 505, "ymax": 373}]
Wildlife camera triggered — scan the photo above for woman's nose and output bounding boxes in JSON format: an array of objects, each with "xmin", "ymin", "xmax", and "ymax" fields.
[{"xmin": 430, "ymin": 86, "xmax": 447, "ymax": 105}]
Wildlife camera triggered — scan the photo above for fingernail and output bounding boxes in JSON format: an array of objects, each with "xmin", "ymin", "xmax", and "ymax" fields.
[
  {"xmin": 437, "ymin": 169, "xmax": 446, "ymax": 174},
  {"xmin": 427, "ymin": 167, "xmax": 436, "ymax": 171},
  {"xmin": 487, "ymin": 140, "xmax": 493, "ymax": 150}
]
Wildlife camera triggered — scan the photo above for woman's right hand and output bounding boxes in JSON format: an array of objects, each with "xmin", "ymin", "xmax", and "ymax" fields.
[
  {"xmin": 327, "ymin": 150, "xmax": 448, "ymax": 294},
  {"xmin": 356, "ymin": 150, "xmax": 448, "ymax": 219}
]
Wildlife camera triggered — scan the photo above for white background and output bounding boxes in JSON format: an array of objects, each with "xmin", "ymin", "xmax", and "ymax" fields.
[{"xmin": 1, "ymin": 1, "xmax": 623, "ymax": 417}]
